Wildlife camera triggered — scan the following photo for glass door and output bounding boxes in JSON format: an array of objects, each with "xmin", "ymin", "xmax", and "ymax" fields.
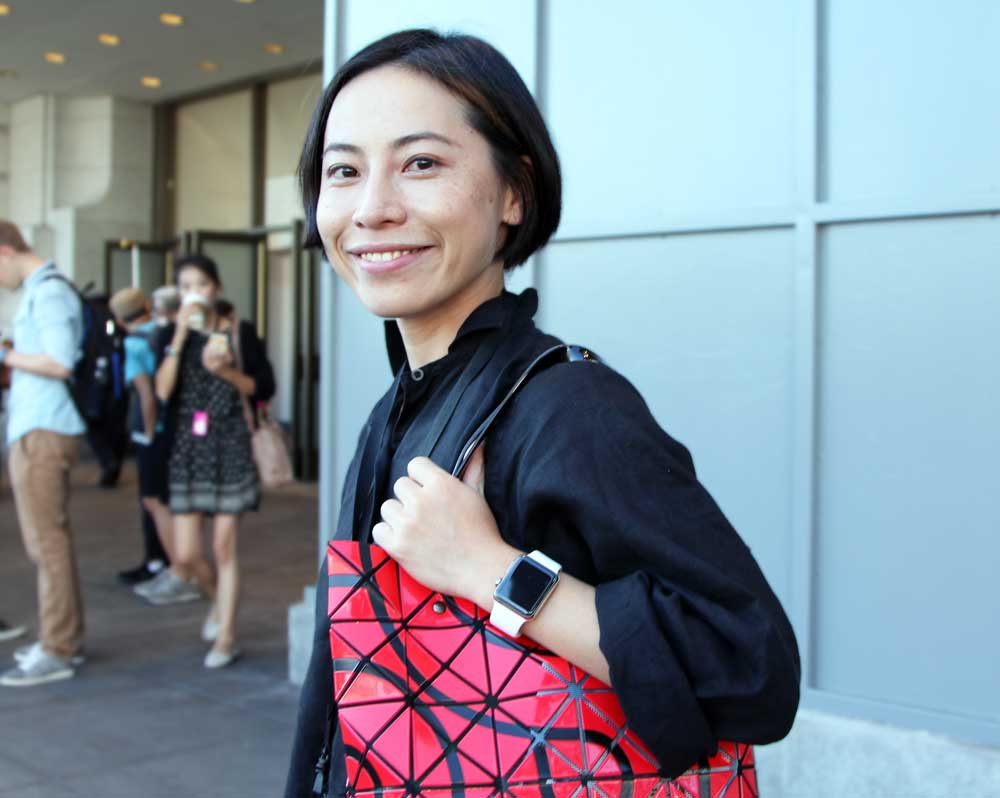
[
  {"xmin": 191, "ymin": 230, "xmax": 268, "ymax": 334},
  {"xmin": 103, "ymin": 239, "xmax": 178, "ymax": 296}
]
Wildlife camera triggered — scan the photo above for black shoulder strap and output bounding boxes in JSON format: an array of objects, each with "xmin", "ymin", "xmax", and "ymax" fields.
[{"xmin": 451, "ymin": 343, "xmax": 599, "ymax": 478}]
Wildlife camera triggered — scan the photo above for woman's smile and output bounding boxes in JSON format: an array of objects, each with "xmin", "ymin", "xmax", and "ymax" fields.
[{"xmin": 348, "ymin": 244, "xmax": 434, "ymax": 275}]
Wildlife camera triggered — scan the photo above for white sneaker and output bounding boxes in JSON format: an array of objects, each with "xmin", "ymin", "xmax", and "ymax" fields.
[
  {"xmin": 133, "ymin": 568, "xmax": 171, "ymax": 598},
  {"xmin": 1, "ymin": 644, "xmax": 74, "ymax": 687},
  {"xmin": 144, "ymin": 572, "xmax": 203, "ymax": 606},
  {"xmin": 14, "ymin": 641, "xmax": 86, "ymax": 667}
]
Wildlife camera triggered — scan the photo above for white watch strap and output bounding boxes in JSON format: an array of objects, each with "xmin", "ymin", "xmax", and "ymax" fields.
[
  {"xmin": 489, "ymin": 600, "xmax": 528, "ymax": 637},
  {"xmin": 527, "ymin": 549, "xmax": 562, "ymax": 575}
]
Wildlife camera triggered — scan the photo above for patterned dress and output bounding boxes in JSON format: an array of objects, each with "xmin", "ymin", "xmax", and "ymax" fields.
[{"xmin": 167, "ymin": 330, "xmax": 260, "ymax": 514}]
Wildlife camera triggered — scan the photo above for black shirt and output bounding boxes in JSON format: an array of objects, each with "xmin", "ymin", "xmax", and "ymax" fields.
[{"xmin": 285, "ymin": 289, "xmax": 800, "ymax": 796}]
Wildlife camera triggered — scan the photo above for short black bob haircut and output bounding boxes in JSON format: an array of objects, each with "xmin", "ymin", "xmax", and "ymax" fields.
[
  {"xmin": 298, "ymin": 29, "xmax": 561, "ymax": 271},
  {"xmin": 174, "ymin": 253, "xmax": 221, "ymax": 286}
]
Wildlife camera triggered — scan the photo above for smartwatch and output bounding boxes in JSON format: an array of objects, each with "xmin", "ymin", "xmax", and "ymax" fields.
[{"xmin": 490, "ymin": 550, "xmax": 562, "ymax": 637}]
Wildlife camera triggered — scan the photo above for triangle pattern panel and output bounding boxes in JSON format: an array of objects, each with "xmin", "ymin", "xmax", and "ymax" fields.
[
  {"xmin": 328, "ymin": 542, "xmax": 759, "ymax": 798},
  {"xmin": 408, "ymin": 631, "xmax": 493, "ymax": 706},
  {"xmin": 328, "ymin": 544, "xmax": 400, "ymax": 620}
]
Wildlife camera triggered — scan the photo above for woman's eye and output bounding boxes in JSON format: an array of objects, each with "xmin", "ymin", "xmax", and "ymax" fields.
[
  {"xmin": 327, "ymin": 165, "xmax": 358, "ymax": 180},
  {"xmin": 405, "ymin": 157, "xmax": 438, "ymax": 173}
]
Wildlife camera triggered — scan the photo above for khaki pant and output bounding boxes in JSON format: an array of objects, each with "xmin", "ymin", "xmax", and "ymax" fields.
[{"xmin": 9, "ymin": 430, "xmax": 84, "ymax": 660}]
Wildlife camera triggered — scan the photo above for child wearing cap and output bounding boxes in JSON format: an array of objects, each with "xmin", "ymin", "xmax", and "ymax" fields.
[{"xmin": 109, "ymin": 287, "xmax": 200, "ymax": 606}]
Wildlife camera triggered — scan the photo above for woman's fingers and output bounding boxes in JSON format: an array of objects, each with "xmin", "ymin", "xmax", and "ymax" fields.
[
  {"xmin": 406, "ymin": 456, "xmax": 444, "ymax": 485},
  {"xmin": 392, "ymin": 476, "xmax": 421, "ymax": 505},
  {"xmin": 380, "ymin": 498, "xmax": 404, "ymax": 527},
  {"xmin": 371, "ymin": 521, "xmax": 395, "ymax": 550}
]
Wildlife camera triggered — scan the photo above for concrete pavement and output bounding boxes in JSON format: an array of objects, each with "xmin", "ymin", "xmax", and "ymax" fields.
[{"xmin": 0, "ymin": 459, "xmax": 318, "ymax": 797}]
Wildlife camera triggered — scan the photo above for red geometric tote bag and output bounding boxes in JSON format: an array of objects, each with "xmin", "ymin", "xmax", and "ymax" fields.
[{"xmin": 327, "ymin": 541, "xmax": 758, "ymax": 798}]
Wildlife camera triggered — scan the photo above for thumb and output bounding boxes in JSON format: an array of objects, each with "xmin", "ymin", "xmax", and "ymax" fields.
[{"xmin": 461, "ymin": 444, "xmax": 486, "ymax": 496}]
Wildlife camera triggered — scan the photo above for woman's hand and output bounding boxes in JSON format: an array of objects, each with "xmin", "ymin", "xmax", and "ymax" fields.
[
  {"xmin": 172, "ymin": 303, "xmax": 198, "ymax": 348},
  {"xmin": 373, "ymin": 446, "xmax": 520, "ymax": 609}
]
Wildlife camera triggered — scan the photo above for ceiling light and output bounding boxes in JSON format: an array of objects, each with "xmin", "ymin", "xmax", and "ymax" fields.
[
  {"xmin": 44, "ymin": 52, "xmax": 66, "ymax": 65},
  {"xmin": 263, "ymin": 43, "xmax": 284, "ymax": 55},
  {"xmin": 141, "ymin": 76, "xmax": 162, "ymax": 88},
  {"xmin": 0, "ymin": 4, "xmax": 11, "ymax": 16},
  {"xmin": 159, "ymin": 12, "xmax": 183, "ymax": 26},
  {"xmin": 98, "ymin": 33, "xmax": 120, "ymax": 46},
  {"xmin": 199, "ymin": 60, "xmax": 219, "ymax": 72}
]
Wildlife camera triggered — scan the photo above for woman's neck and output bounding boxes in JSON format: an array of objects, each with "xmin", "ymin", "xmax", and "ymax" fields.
[{"xmin": 397, "ymin": 268, "xmax": 504, "ymax": 370}]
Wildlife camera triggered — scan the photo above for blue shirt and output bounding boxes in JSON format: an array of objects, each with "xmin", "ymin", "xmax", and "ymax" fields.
[
  {"xmin": 6, "ymin": 262, "xmax": 85, "ymax": 444},
  {"xmin": 124, "ymin": 321, "xmax": 158, "ymax": 384},
  {"xmin": 124, "ymin": 320, "xmax": 163, "ymax": 436}
]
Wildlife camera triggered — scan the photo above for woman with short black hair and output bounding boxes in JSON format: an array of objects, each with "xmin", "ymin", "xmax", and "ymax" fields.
[{"xmin": 287, "ymin": 28, "xmax": 799, "ymax": 797}]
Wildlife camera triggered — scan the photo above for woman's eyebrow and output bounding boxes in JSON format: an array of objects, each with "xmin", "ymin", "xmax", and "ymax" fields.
[
  {"xmin": 392, "ymin": 131, "xmax": 460, "ymax": 149},
  {"xmin": 322, "ymin": 142, "xmax": 362, "ymax": 157},
  {"xmin": 322, "ymin": 131, "xmax": 459, "ymax": 158}
]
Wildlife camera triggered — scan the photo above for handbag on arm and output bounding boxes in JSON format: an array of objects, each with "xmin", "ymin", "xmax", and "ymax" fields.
[
  {"xmin": 230, "ymin": 317, "xmax": 294, "ymax": 489},
  {"xmin": 320, "ymin": 344, "xmax": 758, "ymax": 798}
]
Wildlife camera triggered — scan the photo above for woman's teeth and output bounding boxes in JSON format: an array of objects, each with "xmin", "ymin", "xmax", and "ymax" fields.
[{"xmin": 359, "ymin": 249, "xmax": 417, "ymax": 263}]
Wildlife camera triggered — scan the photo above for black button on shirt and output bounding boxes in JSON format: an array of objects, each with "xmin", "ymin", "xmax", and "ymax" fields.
[{"xmin": 285, "ymin": 289, "xmax": 800, "ymax": 797}]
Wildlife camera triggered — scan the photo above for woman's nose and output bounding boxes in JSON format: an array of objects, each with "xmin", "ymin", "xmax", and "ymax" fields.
[{"xmin": 352, "ymin": 172, "xmax": 405, "ymax": 228}]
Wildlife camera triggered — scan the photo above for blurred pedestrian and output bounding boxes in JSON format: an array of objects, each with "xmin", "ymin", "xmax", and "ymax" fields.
[
  {"xmin": 0, "ymin": 220, "xmax": 86, "ymax": 687},
  {"xmin": 155, "ymin": 254, "xmax": 274, "ymax": 668},
  {"xmin": 109, "ymin": 287, "xmax": 200, "ymax": 606},
  {"xmin": 120, "ymin": 283, "xmax": 182, "ymax": 583}
]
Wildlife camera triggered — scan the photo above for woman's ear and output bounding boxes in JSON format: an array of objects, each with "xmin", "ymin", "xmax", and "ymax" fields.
[
  {"xmin": 502, "ymin": 186, "xmax": 524, "ymax": 226},
  {"xmin": 503, "ymin": 154, "xmax": 534, "ymax": 226}
]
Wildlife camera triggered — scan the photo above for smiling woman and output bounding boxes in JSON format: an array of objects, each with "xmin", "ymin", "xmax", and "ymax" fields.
[
  {"xmin": 315, "ymin": 66, "xmax": 528, "ymax": 365},
  {"xmin": 286, "ymin": 29, "xmax": 799, "ymax": 798}
]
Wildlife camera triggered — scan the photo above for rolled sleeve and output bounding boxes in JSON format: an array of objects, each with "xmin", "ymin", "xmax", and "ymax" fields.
[
  {"xmin": 596, "ymin": 573, "xmax": 716, "ymax": 775},
  {"xmin": 507, "ymin": 362, "xmax": 801, "ymax": 773},
  {"xmin": 33, "ymin": 282, "xmax": 80, "ymax": 370}
]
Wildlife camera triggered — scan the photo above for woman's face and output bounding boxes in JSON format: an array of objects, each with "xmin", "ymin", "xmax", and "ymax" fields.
[
  {"xmin": 177, "ymin": 266, "xmax": 220, "ymax": 304},
  {"xmin": 316, "ymin": 65, "xmax": 522, "ymax": 322}
]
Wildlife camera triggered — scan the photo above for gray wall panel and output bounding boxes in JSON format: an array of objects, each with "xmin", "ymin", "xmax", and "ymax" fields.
[
  {"xmin": 333, "ymin": 277, "xmax": 393, "ymax": 505},
  {"xmin": 824, "ymin": 1, "xmax": 1000, "ymax": 201},
  {"xmin": 540, "ymin": 230, "xmax": 797, "ymax": 604},
  {"xmin": 547, "ymin": 0, "xmax": 796, "ymax": 239},
  {"xmin": 815, "ymin": 215, "xmax": 1000, "ymax": 719}
]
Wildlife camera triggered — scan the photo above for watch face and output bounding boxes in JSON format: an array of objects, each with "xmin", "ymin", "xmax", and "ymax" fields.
[{"xmin": 495, "ymin": 557, "xmax": 559, "ymax": 616}]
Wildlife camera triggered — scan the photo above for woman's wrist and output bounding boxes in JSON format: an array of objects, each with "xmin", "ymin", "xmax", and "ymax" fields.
[{"xmin": 471, "ymin": 543, "xmax": 523, "ymax": 613}]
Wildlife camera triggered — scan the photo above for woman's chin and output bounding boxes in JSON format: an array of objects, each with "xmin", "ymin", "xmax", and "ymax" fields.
[{"xmin": 356, "ymin": 290, "xmax": 425, "ymax": 321}]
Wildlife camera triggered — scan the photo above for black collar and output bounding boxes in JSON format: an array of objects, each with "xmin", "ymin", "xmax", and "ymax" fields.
[{"xmin": 383, "ymin": 288, "xmax": 539, "ymax": 375}]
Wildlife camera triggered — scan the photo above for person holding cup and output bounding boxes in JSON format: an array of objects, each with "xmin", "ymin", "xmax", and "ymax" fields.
[{"xmin": 155, "ymin": 254, "xmax": 275, "ymax": 668}]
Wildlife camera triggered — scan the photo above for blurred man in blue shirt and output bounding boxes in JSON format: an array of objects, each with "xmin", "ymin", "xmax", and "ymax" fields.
[{"xmin": 0, "ymin": 220, "xmax": 86, "ymax": 687}]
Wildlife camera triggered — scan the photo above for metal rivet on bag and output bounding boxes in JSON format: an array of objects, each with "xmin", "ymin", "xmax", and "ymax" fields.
[{"xmin": 432, "ymin": 600, "xmax": 446, "ymax": 614}]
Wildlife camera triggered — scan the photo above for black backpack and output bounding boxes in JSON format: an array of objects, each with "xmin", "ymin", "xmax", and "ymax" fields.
[{"xmin": 39, "ymin": 273, "xmax": 126, "ymax": 423}]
